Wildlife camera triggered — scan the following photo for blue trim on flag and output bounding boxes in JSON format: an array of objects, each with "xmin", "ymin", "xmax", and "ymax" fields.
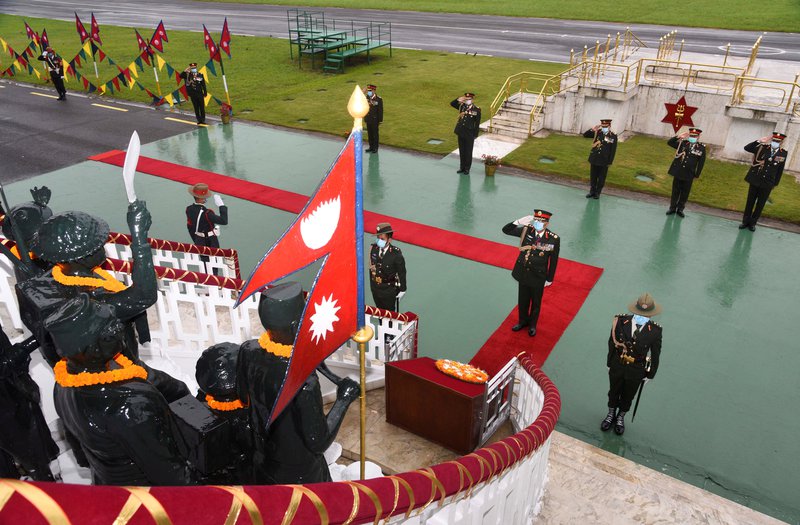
[{"xmin": 354, "ymin": 128, "xmax": 365, "ymax": 326}]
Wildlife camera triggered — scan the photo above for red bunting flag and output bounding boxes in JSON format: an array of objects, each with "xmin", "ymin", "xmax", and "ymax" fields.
[
  {"xmin": 98, "ymin": 49, "xmax": 106, "ymax": 62},
  {"xmin": 219, "ymin": 18, "xmax": 232, "ymax": 58},
  {"xmin": 41, "ymin": 29, "xmax": 50, "ymax": 50},
  {"xmin": 90, "ymin": 13, "xmax": 102, "ymax": 45},
  {"xmin": 74, "ymin": 13, "xmax": 89, "ymax": 43},
  {"xmin": 202, "ymin": 25, "xmax": 220, "ymax": 62},
  {"xmin": 237, "ymin": 135, "xmax": 361, "ymax": 424},
  {"xmin": 24, "ymin": 21, "xmax": 39, "ymax": 44},
  {"xmin": 134, "ymin": 29, "xmax": 148, "ymax": 51}
]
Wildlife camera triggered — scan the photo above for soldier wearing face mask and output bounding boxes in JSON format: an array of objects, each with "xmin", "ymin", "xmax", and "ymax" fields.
[
  {"xmin": 451, "ymin": 92, "xmax": 481, "ymax": 175},
  {"xmin": 363, "ymin": 84, "xmax": 383, "ymax": 153},
  {"xmin": 180, "ymin": 62, "xmax": 207, "ymax": 125},
  {"xmin": 666, "ymin": 127, "xmax": 706, "ymax": 217},
  {"xmin": 739, "ymin": 131, "xmax": 788, "ymax": 231},
  {"xmin": 502, "ymin": 210, "xmax": 560, "ymax": 337},
  {"xmin": 582, "ymin": 119, "xmax": 618, "ymax": 199},
  {"xmin": 369, "ymin": 222, "xmax": 406, "ymax": 312},
  {"xmin": 37, "ymin": 47, "xmax": 67, "ymax": 101}
]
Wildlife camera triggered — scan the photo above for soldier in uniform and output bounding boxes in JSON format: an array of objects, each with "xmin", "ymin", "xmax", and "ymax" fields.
[
  {"xmin": 186, "ymin": 183, "xmax": 228, "ymax": 275},
  {"xmin": 179, "ymin": 62, "xmax": 207, "ymax": 124},
  {"xmin": 666, "ymin": 128, "xmax": 706, "ymax": 217},
  {"xmin": 582, "ymin": 119, "xmax": 618, "ymax": 199},
  {"xmin": 37, "ymin": 47, "xmax": 67, "ymax": 101},
  {"xmin": 502, "ymin": 210, "xmax": 560, "ymax": 337},
  {"xmin": 369, "ymin": 222, "xmax": 407, "ymax": 312},
  {"xmin": 450, "ymin": 92, "xmax": 481, "ymax": 175},
  {"xmin": 364, "ymin": 84, "xmax": 383, "ymax": 153},
  {"xmin": 739, "ymin": 132, "xmax": 788, "ymax": 231},
  {"xmin": 602, "ymin": 293, "xmax": 662, "ymax": 435}
]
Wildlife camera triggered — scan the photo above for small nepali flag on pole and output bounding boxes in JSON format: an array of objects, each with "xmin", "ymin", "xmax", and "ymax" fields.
[
  {"xmin": 90, "ymin": 13, "xmax": 102, "ymax": 45},
  {"xmin": 24, "ymin": 21, "xmax": 39, "ymax": 45},
  {"xmin": 236, "ymin": 90, "xmax": 367, "ymax": 424},
  {"xmin": 41, "ymin": 29, "xmax": 50, "ymax": 50},
  {"xmin": 134, "ymin": 29, "xmax": 148, "ymax": 51},
  {"xmin": 75, "ymin": 12, "xmax": 89, "ymax": 43},
  {"xmin": 202, "ymin": 24, "xmax": 220, "ymax": 62},
  {"xmin": 150, "ymin": 20, "xmax": 168, "ymax": 52},
  {"xmin": 219, "ymin": 18, "xmax": 232, "ymax": 58}
]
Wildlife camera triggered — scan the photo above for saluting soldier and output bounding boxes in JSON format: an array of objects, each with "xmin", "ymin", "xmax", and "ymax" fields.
[
  {"xmin": 369, "ymin": 222, "xmax": 407, "ymax": 312},
  {"xmin": 37, "ymin": 47, "xmax": 67, "ymax": 101},
  {"xmin": 739, "ymin": 132, "xmax": 788, "ymax": 231},
  {"xmin": 582, "ymin": 119, "xmax": 618, "ymax": 199},
  {"xmin": 502, "ymin": 210, "xmax": 560, "ymax": 337},
  {"xmin": 364, "ymin": 84, "xmax": 383, "ymax": 153},
  {"xmin": 179, "ymin": 62, "xmax": 208, "ymax": 125},
  {"xmin": 666, "ymin": 127, "xmax": 706, "ymax": 217},
  {"xmin": 602, "ymin": 293, "xmax": 662, "ymax": 435},
  {"xmin": 450, "ymin": 92, "xmax": 481, "ymax": 175},
  {"xmin": 186, "ymin": 183, "xmax": 228, "ymax": 275}
]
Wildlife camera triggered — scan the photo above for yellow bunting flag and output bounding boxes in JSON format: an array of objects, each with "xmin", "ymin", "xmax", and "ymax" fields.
[
  {"xmin": 11, "ymin": 60, "xmax": 20, "ymax": 71},
  {"xmin": 204, "ymin": 93, "xmax": 212, "ymax": 106},
  {"xmin": 155, "ymin": 54, "xmax": 166, "ymax": 71},
  {"xmin": 1, "ymin": 38, "xmax": 7, "ymax": 53},
  {"xmin": 128, "ymin": 64, "xmax": 139, "ymax": 78},
  {"xmin": 83, "ymin": 41, "xmax": 92, "ymax": 55},
  {"xmin": 34, "ymin": 69, "xmax": 41, "ymax": 80},
  {"xmin": 164, "ymin": 93, "xmax": 174, "ymax": 107},
  {"xmin": 200, "ymin": 66, "xmax": 210, "ymax": 82}
]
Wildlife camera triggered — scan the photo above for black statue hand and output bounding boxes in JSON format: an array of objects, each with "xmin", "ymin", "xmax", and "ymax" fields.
[
  {"xmin": 30, "ymin": 186, "xmax": 52, "ymax": 207},
  {"xmin": 337, "ymin": 377, "xmax": 360, "ymax": 404},
  {"xmin": 127, "ymin": 200, "xmax": 152, "ymax": 244}
]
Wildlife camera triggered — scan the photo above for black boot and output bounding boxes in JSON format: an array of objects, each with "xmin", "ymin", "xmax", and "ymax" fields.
[
  {"xmin": 600, "ymin": 408, "xmax": 615, "ymax": 431},
  {"xmin": 614, "ymin": 411, "xmax": 626, "ymax": 435}
]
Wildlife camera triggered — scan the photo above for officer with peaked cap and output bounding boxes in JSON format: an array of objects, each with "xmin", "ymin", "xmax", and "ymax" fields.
[
  {"xmin": 583, "ymin": 119, "xmax": 618, "ymax": 198},
  {"xmin": 369, "ymin": 222, "xmax": 407, "ymax": 311},
  {"xmin": 364, "ymin": 84, "xmax": 383, "ymax": 153},
  {"xmin": 739, "ymin": 131, "xmax": 789, "ymax": 231},
  {"xmin": 666, "ymin": 127, "xmax": 706, "ymax": 217},
  {"xmin": 179, "ymin": 62, "xmax": 207, "ymax": 124},
  {"xmin": 602, "ymin": 293, "xmax": 662, "ymax": 435},
  {"xmin": 451, "ymin": 92, "xmax": 481, "ymax": 175},
  {"xmin": 502, "ymin": 210, "xmax": 560, "ymax": 336}
]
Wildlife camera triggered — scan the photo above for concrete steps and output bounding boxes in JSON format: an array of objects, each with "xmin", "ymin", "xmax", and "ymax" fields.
[{"xmin": 486, "ymin": 92, "xmax": 544, "ymax": 139}]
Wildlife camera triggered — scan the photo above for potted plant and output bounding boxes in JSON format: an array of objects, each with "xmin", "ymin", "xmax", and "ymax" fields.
[
  {"xmin": 482, "ymin": 154, "xmax": 501, "ymax": 176},
  {"xmin": 220, "ymin": 102, "xmax": 233, "ymax": 125}
]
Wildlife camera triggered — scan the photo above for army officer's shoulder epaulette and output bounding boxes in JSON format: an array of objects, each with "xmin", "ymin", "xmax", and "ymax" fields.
[
  {"xmin": 550, "ymin": 233, "xmax": 559, "ymax": 239},
  {"xmin": 649, "ymin": 321, "xmax": 662, "ymax": 328},
  {"xmin": 614, "ymin": 313, "xmax": 629, "ymax": 321},
  {"xmin": 389, "ymin": 244, "xmax": 402, "ymax": 253}
]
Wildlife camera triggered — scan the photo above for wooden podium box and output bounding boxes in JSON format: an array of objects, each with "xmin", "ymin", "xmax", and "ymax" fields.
[{"xmin": 385, "ymin": 357, "xmax": 487, "ymax": 455}]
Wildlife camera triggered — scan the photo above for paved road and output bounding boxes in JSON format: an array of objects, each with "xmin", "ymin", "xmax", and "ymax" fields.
[
  {"xmin": 3, "ymin": 0, "xmax": 799, "ymax": 63},
  {"xmin": 0, "ymin": 80, "xmax": 204, "ymax": 183}
]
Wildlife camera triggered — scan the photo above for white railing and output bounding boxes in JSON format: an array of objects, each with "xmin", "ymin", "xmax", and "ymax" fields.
[{"xmin": 479, "ymin": 357, "xmax": 517, "ymax": 446}]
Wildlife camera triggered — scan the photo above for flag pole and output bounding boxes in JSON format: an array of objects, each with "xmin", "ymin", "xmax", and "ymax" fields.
[
  {"xmin": 348, "ymin": 86, "xmax": 371, "ymax": 480},
  {"xmin": 218, "ymin": 52, "xmax": 231, "ymax": 105},
  {"xmin": 150, "ymin": 50, "xmax": 162, "ymax": 97}
]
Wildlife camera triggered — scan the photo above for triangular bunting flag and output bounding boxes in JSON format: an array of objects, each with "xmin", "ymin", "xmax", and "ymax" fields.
[
  {"xmin": 82, "ymin": 77, "xmax": 89, "ymax": 89},
  {"xmin": 108, "ymin": 56, "xmax": 116, "ymax": 66},
  {"xmin": 165, "ymin": 63, "xmax": 174, "ymax": 78},
  {"xmin": 127, "ymin": 64, "xmax": 138, "ymax": 78},
  {"xmin": 83, "ymin": 41, "xmax": 92, "ymax": 55},
  {"xmin": 98, "ymin": 49, "xmax": 105, "ymax": 62},
  {"xmin": 111, "ymin": 77, "xmax": 120, "ymax": 90},
  {"xmin": 199, "ymin": 66, "xmax": 210, "ymax": 82},
  {"xmin": 128, "ymin": 78, "xmax": 136, "ymax": 90},
  {"xmin": 179, "ymin": 85, "xmax": 188, "ymax": 98},
  {"xmin": 164, "ymin": 93, "xmax": 174, "ymax": 107},
  {"xmin": 134, "ymin": 56, "xmax": 143, "ymax": 71},
  {"xmin": 205, "ymin": 59, "xmax": 216, "ymax": 76},
  {"xmin": 155, "ymin": 54, "xmax": 165, "ymax": 71},
  {"xmin": 204, "ymin": 93, "xmax": 212, "ymax": 106}
]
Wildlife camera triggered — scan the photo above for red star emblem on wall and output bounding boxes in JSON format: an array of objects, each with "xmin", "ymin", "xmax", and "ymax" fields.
[{"xmin": 661, "ymin": 96, "xmax": 698, "ymax": 133}]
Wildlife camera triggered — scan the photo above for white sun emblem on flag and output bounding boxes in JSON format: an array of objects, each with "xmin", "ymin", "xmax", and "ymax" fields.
[{"xmin": 309, "ymin": 294, "xmax": 341, "ymax": 343}]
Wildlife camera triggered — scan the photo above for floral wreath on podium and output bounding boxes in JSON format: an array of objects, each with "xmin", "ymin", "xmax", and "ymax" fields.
[{"xmin": 435, "ymin": 359, "xmax": 489, "ymax": 384}]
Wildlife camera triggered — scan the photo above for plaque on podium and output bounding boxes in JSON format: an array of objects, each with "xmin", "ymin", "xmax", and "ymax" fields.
[{"xmin": 385, "ymin": 357, "xmax": 486, "ymax": 455}]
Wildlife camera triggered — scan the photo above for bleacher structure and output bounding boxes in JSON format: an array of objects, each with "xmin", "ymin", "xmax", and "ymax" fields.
[{"xmin": 287, "ymin": 9, "xmax": 392, "ymax": 73}]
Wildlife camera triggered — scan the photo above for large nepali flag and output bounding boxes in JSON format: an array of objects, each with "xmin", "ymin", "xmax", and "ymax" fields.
[
  {"xmin": 237, "ymin": 131, "xmax": 365, "ymax": 424},
  {"xmin": 74, "ymin": 13, "xmax": 89, "ymax": 43},
  {"xmin": 90, "ymin": 13, "xmax": 102, "ymax": 44},
  {"xmin": 150, "ymin": 20, "xmax": 168, "ymax": 52},
  {"xmin": 219, "ymin": 18, "xmax": 232, "ymax": 58},
  {"xmin": 203, "ymin": 25, "xmax": 220, "ymax": 62}
]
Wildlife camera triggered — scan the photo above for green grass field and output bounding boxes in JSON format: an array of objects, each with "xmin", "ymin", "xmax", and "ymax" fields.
[
  {"xmin": 2, "ymin": 14, "xmax": 798, "ymax": 223},
  {"xmin": 199, "ymin": 0, "xmax": 800, "ymax": 32}
]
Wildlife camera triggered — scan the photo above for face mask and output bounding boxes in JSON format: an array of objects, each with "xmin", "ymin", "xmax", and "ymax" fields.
[
  {"xmin": 687, "ymin": 137, "xmax": 697, "ymax": 143},
  {"xmin": 367, "ymin": 91, "xmax": 373, "ymax": 97},
  {"xmin": 465, "ymin": 99, "xmax": 473, "ymax": 106},
  {"xmin": 601, "ymin": 127, "xmax": 609, "ymax": 133},
  {"xmin": 632, "ymin": 314, "xmax": 649, "ymax": 326},
  {"xmin": 191, "ymin": 68, "xmax": 197, "ymax": 74},
  {"xmin": 771, "ymin": 141, "xmax": 781, "ymax": 149},
  {"xmin": 532, "ymin": 221, "xmax": 545, "ymax": 232},
  {"xmin": 376, "ymin": 238, "xmax": 387, "ymax": 249}
]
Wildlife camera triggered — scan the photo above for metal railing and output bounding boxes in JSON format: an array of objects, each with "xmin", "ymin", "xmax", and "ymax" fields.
[{"xmin": 732, "ymin": 74, "xmax": 800, "ymax": 113}]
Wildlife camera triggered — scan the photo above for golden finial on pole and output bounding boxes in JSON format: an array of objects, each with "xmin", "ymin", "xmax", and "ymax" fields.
[
  {"xmin": 348, "ymin": 85, "xmax": 369, "ymax": 132},
  {"xmin": 351, "ymin": 324, "xmax": 374, "ymax": 480}
]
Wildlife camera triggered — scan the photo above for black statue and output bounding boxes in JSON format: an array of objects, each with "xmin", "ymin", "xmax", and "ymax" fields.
[
  {"xmin": 236, "ymin": 281, "xmax": 360, "ymax": 484},
  {"xmin": 1, "ymin": 186, "xmax": 54, "ymax": 280},
  {"xmin": 46, "ymin": 293, "xmax": 195, "ymax": 486}
]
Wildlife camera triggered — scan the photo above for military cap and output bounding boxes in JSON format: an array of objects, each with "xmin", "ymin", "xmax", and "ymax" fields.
[
  {"xmin": 196, "ymin": 342, "xmax": 241, "ymax": 397},
  {"xmin": 31, "ymin": 211, "xmax": 110, "ymax": 263},
  {"xmin": 600, "ymin": 119, "xmax": 612, "ymax": 125},
  {"xmin": 533, "ymin": 210, "xmax": 552, "ymax": 221},
  {"xmin": 628, "ymin": 292, "xmax": 662, "ymax": 317},
  {"xmin": 772, "ymin": 131, "xmax": 787, "ymax": 141},
  {"xmin": 689, "ymin": 128, "xmax": 702, "ymax": 135},
  {"xmin": 464, "ymin": 92, "xmax": 476, "ymax": 98},
  {"xmin": 45, "ymin": 294, "xmax": 118, "ymax": 358},
  {"xmin": 366, "ymin": 84, "xmax": 377, "ymax": 90},
  {"xmin": 189, "ymin": 62, "xmax": 198, "ymax": 67},
  {"xmin": 376, "ymin": 222, "xmax": 393, "ymax": 235}
]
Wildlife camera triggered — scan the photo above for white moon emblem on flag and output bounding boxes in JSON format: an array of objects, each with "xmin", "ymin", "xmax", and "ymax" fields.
[{"xmin": 300, "ymin": 197, "xmax": 341, "ymax": 250}]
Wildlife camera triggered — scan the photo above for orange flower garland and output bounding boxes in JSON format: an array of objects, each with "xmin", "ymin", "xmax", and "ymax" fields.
[
  {"xmin": 435, "ymin": 359, "xmax": 489, "ymax": 384},
  {"xmin": 52, "ymin": 265, "xmax": 128, "ymax": 293},
  {"xmin": 54, "ymin": 353, "xmax": 148, "ymax": 388},
  {"xmin": 205, "ymin": 394, "xmax": 247, "ymax": 411},
  {"xmin": 258, "ymin": 332, "xmax": 293, "ymax": 358}
]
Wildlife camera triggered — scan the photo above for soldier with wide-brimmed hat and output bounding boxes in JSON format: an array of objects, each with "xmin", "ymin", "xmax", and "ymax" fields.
[
  {"xmin": 369, "ymin": 222, "xmax": 407, "ymax": 311},
  {"xmin": 601, "ymin": 293, "xmax": 663, "ymax": 435},
  {"xmin": 186, "ymin": 182, "xmax": 228, "ymax": 275}
]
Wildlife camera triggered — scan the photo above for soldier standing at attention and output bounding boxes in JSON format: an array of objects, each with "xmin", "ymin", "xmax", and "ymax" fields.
[
  {"xmin": 179, "ymin": 62, "xmax": 207, "ymax": 125},
  {"xmin": 369, "ymin": 222, "xmax": 406, "ymax": 312},
  {"xmin": 186, "ymin": 183, "xmax": 228, "ymax": 275},
  {"xmin": 364, "ymin": 84, "xmax": 383, "ymax": 153},
  {"xmin": 451, "ymin": 92, "xmax": 481, "ymax": 175},
  {"xmin": 501, "ymin": 210, "xmax": 560, "ymax": 337},
  {"xmin": 666, "ymin": 128, "xmax": 706, "ymax": 217},
  {"xmin": 37, "ymin": 47, "xmax": 67, "ymax": 101},
  {"xmin": 582, "ymin": 119, "xmax": 618, "ymax": 199},
  {"xmin": 602, "ymin": 293, "xmax": 662, "ymax": 435},
  {"xmin": 739, "ymin": 132, "xmax": 788, "ymax": 231}
]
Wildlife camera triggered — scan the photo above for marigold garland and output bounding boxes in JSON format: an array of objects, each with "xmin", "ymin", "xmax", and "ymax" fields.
[
  {"xmin": 52, "ymin": 265, "xmax": 128, "ymax": 293},
  {"xmin": 54, "ymin": 353, "xmax": 148, "ymax": 388},
  {"xmin": 258, "ymin": 332, "xmax": 293, "ymax": 358},
  {"xmin": 205, "ymin": 394, "xmax": 247, "ymax": 411},
  {"xmin": 9, "ymin": 246, "xmax": 36, "ymax": 260},
  {"xmin": 435, "ymin": 359, "xmax": 489, "ymax": 384}
]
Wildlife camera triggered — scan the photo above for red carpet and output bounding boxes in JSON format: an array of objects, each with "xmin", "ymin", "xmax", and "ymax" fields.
[{"xmin": 90, "ymin": 150, "xmax": 603, "ymax": 371}]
